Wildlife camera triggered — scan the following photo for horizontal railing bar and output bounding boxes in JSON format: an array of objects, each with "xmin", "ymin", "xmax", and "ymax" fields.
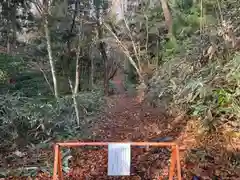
[{"xmin": 56, "ymin": 142, "xmax": 177, "ymax": 147}]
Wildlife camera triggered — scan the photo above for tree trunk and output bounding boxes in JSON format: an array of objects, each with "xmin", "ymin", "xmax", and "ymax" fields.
[
  {"xmin": 70, "ymin": 0, "xmax": 81, "ymax": 126},
  {"xmin": 7, "ymin": 36, "xmax": 11, "ymax": 54},
  {"xmin": 74, "ymin": 47, "xmax": 80, "ymax": 94},
  {"xmin": 110, "ymin": 0, "xmax": 127, "ymax": 22},
  {"xmin": 6, "ymin": 0, "xmax": 11, "ymax": 54},
  {"xmin": 68, "ymin": 78, "xmax": 80, "ymax": 126},
  {"xmin": 90, "ymin": 47, "xmax": 94, "ymax": 89},
  {"xmin": 96, "ymin": 8, "xmax": 109, "ymax": 95},
  {"xmin": 44, "ymin": 17, "xmax": 59, "ymax": 98},
  {"xmin": 11, "ymin": 3, "xmax": 17, "ymax": 51},
  {"xmin": 87, "ymin": 46, "xmax": 94, "ymax": 89},
  {"xmin": 160, "ymin": 0, "xmax": 173, "ymax": 35},
  {"xmin": 42, "ymin": 0, "xmax": 59, "ymax": 98},
  {"xmin": 71, "ymin": 49, "xmax": 80, "ymax": 126},
  {"xmin": 99, "ymin": 41, "xmax": 109, "ymax": 96}
]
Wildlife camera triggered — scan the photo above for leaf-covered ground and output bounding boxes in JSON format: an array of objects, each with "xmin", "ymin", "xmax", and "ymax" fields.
[{"xmin": 1, "ymin": 94, "xmax": 240, "ymax": 179}]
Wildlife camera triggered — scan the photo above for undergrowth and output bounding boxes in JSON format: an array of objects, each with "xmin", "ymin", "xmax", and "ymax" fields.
[
  {"xmin": 0, "ymin": 89, "xmax": 104, "ymax": 150},
  {"xmin": 0, "ymin": 52, "xmax": 105, "ymax": 151}
]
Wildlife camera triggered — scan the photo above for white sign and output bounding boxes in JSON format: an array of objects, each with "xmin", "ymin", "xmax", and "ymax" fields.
[{"xmin": 108, "ymin": 143, "xmax": 131, "ymax": 176}]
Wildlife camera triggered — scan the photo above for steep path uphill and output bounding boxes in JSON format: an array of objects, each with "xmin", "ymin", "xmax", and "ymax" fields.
[{"xmin": 67, "ymin": 94, "xmax": 192, "ymax": 179}]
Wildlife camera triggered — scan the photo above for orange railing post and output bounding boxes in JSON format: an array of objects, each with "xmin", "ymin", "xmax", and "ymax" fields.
[
  {"xmin": 52, "ymin": 142, "xmax": 182, "ymax": 180},
  {"xmin": 169, "ymin": 146, "xmax": 177, "ymax": 180},
  {"xmin": 57, "ymin": 147, "xmax": 64, "ymax": 180},
  {"xmin": 53, "ymin": 144, "xmax": 60, "ymax": 180}
]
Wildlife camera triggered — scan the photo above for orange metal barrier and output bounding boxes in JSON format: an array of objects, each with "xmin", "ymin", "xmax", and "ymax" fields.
[{"xmin": 53, "ymin": 142, "xmax": 182, "ymax": 180}]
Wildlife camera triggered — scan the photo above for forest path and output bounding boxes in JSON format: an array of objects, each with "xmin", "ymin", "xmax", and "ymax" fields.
[{"xmin": 67, "ymin": 94, "xmax": 193, "ymax": 179}]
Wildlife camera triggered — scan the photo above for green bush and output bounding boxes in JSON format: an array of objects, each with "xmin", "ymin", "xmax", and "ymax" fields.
[{"xmin": 0, "ymin": 89, "xmax": 104, "ymax": 148}]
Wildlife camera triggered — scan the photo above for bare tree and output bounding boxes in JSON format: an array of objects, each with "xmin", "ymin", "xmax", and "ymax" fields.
[
  {"xmin": 70, "ymin": 0, "xmax": 81, "ymax": 126},
  {"xmin": 160, "ymin": 0, "xmax": 173, "ymax": 35},
  {"xmin": 41, "ymin": 0, "xmax": 59, "ymax": 98},
  {"xmin": 95, "ymin": 3, "xmax": 109, "ymax": 95}
]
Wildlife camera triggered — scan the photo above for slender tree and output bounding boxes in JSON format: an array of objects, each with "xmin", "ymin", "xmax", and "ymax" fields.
[
  {"xmin": 42, "ymin": 0, "xmax": 59, "ymax": 98},
  {"xmin": 160, "ymin": 0, "xmax": 173, "ymax": 35}
]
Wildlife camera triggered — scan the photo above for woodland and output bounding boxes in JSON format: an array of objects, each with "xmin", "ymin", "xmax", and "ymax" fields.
[{"xmin": 0, "ymin": 0, "xmax": 239, "ymax": 179}]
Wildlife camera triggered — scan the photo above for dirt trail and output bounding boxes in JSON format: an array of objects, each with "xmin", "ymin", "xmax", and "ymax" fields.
[{"xmin": 67, "ymin": 94, "xmax": 191, "ymax": 179}]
